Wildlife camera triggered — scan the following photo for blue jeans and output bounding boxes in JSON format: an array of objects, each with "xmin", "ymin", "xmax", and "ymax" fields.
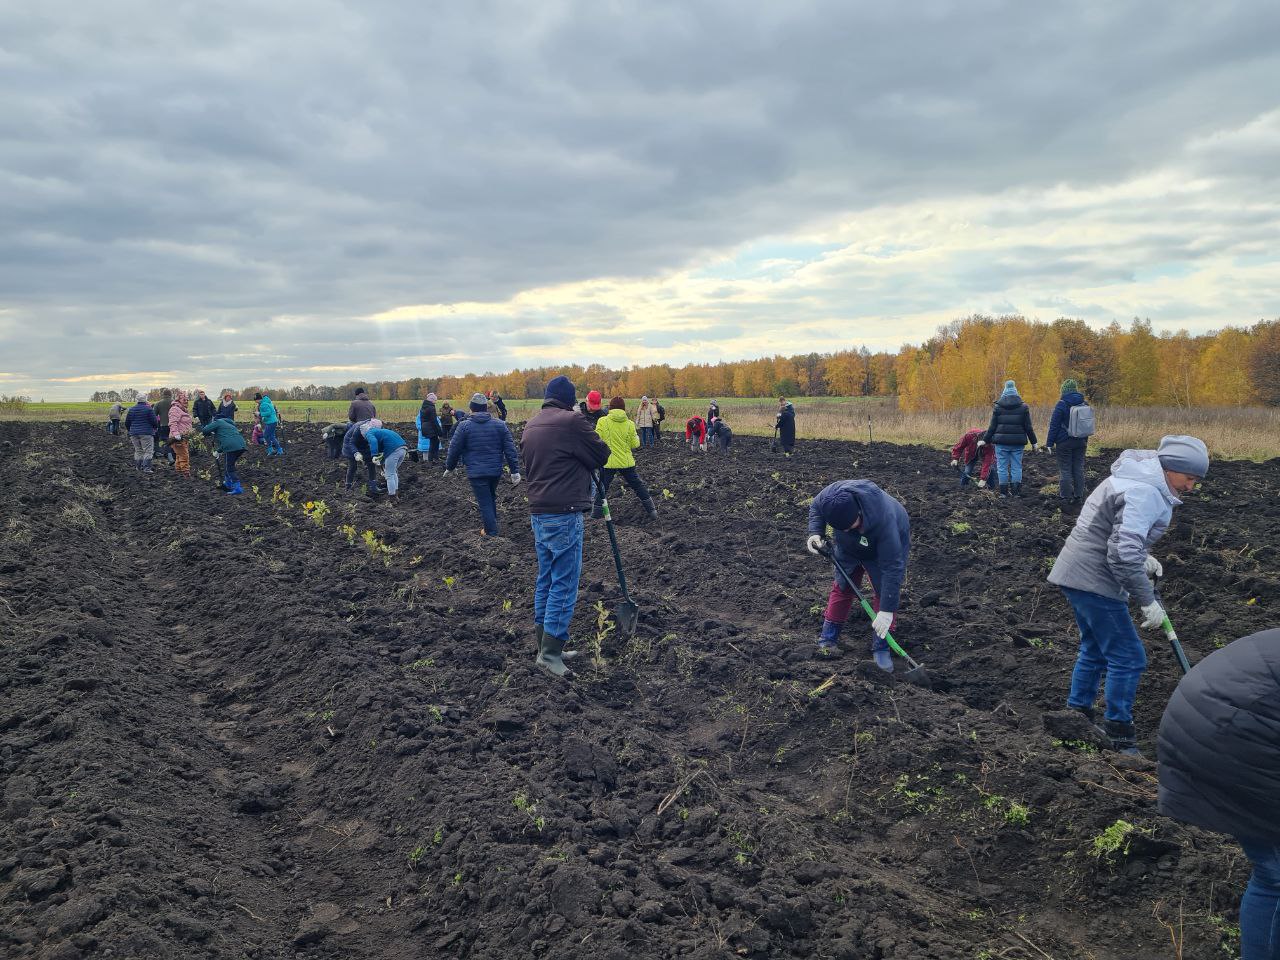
[
  {"xmin": 1239, "ymin": 840, "xmax": 1280, "ymax": 960},
  {"xmin": 1062, "ymin": 587, "xmax": 1146, "ymax": 723},
  {"xmin": 639, "ymin": 426, "xmax": 655, "ymax": 447},
  {"xmin": 263, "ymin": 422, "xmax": 283, "ymax": 454},
  {"xmin": 470, "ymin": 476, "xmax": 500, "ymax": 534},
  {"xmin": 995, "ymin": 444, "xmax": 1023, "ymax": 484},
  {"xmin": 959, "ymin": 460, "xmax": 983, "ymax": 486},
  {"xmin": 382, "ymin": 447, "xmax": 407, "ymax": 496},
  {"xmin": 531, "ymin": 511, "xmax": 585, "ymax": 641}
]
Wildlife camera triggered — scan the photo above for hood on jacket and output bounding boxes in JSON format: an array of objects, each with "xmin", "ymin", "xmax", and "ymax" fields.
[
  {"xmin": 995, "ymin": 393, "xmax": 1024, "ymax": 409},
  {"xmin": 1060, "ymin": 390, "xmax": 1085, "ymax": 406},
  {"xmin": 606, "ymin": 408, "xmax": 628, "ymax": 423},
  {"xmin": 1111, "ymin": 449, "xmax": 1182, "ymax": 507}
]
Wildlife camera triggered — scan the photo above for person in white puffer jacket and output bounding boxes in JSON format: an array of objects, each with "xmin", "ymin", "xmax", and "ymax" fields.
[{"xmin": 1047, "ymin": 435, "xmax": 1209, "ymax": 756}]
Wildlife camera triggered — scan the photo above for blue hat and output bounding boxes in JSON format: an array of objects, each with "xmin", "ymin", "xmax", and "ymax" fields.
[
  {"xmin": 825, "ymin": 488, "xmax": 861, "ymax": 531},
  {"xmin": 1158, "ymin": 435, "xmax": 1209, "ymax": 479},
  {"xmin": 544, "ymin": 375, "xmax": 576, "ymax": 409},
  {"xmin": 1000, "ymin": 380, "xmax": 1018, "ymax": 398}
]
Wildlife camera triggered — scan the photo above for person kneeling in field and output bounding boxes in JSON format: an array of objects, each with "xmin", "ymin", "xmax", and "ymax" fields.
[
  {"xmin": 1048, "ymin": 435, "xmax": 1208, "ymax": 756},
  {"xmin": 361, "ymin": 420, "xmax": 408, "ymax": 500},
  {"xmin": 950, "ymin": 427, "xmax": 995, "ymax": 489},
  {"xmin": 805, "ymin": 479, "xmax": 910, "ymax": 670},
  {"xmin": 594, "ymin": 396, "xmax": 659, "ymax": 521},
  {"xmin": 444, "ymin": 393, "xmax": 521, "ymax": 535},
  {"xmin": 321, "ymin": 423, "xmax": 345, "ymax": 460},
  {"xmin": 1158, "ymin": 628, "xmax": 1280, "ymax": 960},
  {"xmin": 707, "ymin": 415, "xmax": 733, "ymax": 451},
  {"xmin": 199, "ymin": 416, "xmax": 247, "ymax": 494}
]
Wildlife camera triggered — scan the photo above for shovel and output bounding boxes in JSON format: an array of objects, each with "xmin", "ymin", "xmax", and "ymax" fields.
[
  {"xmin": 595, "ymin": 472, "xmax": 639, "ymax": 638},
  {"xmin": 769, "ymin": 426, "xmax": 779, "ymax": 453},
  {"xmin": 822, "ymin": 547, "xmax": 931, "ymax": 688},
  {"xmin": 1154, "ymin": 575, "xmax": 1192, "ymax": 675}
]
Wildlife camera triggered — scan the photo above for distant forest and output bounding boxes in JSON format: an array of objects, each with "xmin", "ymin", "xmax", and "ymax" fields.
[{"xmin": 90, "ymin": 315, "xmax": 1280, "ymax": 410}]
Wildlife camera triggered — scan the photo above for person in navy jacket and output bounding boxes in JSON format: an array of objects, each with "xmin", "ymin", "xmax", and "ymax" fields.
[
  {"xmin": 445, "ymin": 393, "xmax": 521, "ymax": 535},
  {"xmin": 805, "ymin": 479, "xmax": 911, "ymax": 671},
  {"xmin": 1045, "ymin": 378, "xmax": 1089, "ymax": 503}
]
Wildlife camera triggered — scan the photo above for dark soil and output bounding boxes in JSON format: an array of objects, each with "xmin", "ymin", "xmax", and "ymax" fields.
[{"xmin": 2, "ymin": 421, "xmax": 1274, "ymax": 959}]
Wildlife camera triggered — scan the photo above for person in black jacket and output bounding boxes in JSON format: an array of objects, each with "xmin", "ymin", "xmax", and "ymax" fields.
[
  {"xmin": 419, "ymin": 392, "xmax": 442, "ymax": 462},
  {"xmin": 192, "ymin": 390, "xmax": 216, "ymax": 427},
  {"xmin": 1158, "ymin": 628, "xmax": 1280, "ymax": 959},
  {"xmin": 488, "ymin": 390, "xmax": 508, "ymax": 421},
  {"xmin": 775, "ymin": 398, "xmax": 796, "ymax": 457},
  {"xmin": 983, "ymin": 380, "xmax": 1037, "ymax": 498}
]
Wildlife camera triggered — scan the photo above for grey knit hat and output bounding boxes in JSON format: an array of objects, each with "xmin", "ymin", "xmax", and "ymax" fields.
[
  {"xmin": 1157, "ymin": 435, "xmax": 1209, "ymax": 478},
  {"xmin": 469, "ymin": 392, "xmax": 489, "ymax": 412}
]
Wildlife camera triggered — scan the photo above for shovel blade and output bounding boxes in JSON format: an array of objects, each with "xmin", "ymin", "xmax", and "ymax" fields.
[
  {"xmin": 901, "ymin": 662, "xmax": 932, "ymax": 689},
  {"xmin": 615, "ymin": 599, "xmax": 639, "ymax": 638}
]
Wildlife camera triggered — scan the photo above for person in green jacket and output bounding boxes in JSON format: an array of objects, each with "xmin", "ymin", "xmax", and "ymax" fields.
[
  {"xmin": 199, "ymin": 418, "xmax": 248, "ymax": 494},
  {"xmin": 256, "ymin": 392, "xmax": 284, "ymax": 455},
  {"xmin": 593, "ymin": 397, "xmax": 659, "ymax": 520}
]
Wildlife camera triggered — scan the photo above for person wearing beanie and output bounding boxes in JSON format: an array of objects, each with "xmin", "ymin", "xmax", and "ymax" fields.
[
  {"xmin": 341, "ymin": 419, "xmax": 383, "ymax": 497},
  {"xmin": 577, "ymin": 390, "xmax": 606, "ymax": 425},
  {"xmin": 982, "ymin": 379, "xmax": 1037, "ymax": 497},
  {"xmin": 348, "ymin": 387, "xmax": 377, "ymax": 424},
  {"xmin": 124, "ymin": 394, "xmax": 159, "ymax": 473},
  {"xmin": 1048, "ymin": 435, "xmax": 1209, "ymax": 756},
  {"xmin": 593, "ymin": 397, "xmax": 659, "ymax": 521},
  {"xmin": 1045, "ymin": 378, "xmax": 1091, "ymax": 503},
  {"xmin": 417, "ymin": 391, "xmax": 441, "ymax": 463},
  {"xmin": 775, "ymin": 397, "xmax": 796, "ymax": 456},
  {"xmin": 707, "ymin": 415, "xmax": 733, "ymax": 451},
  {"xmin": 167, "ymin": 389, "xmax": 194, "ymax": 479},
  {"xmin": 444, "ymin": 392, "xmax": 521, "ymax": 533},
  {"xmin": 804, "ymin": 479, "xmax": 911, "ymax": 670},
  {"xmin": 258, "ymin": 391, "xmax": 284, "ymax": 455},
  {"xmin": 1157, "ymin": 628, "xmax": 1280, "ymax": 960},
  {"xmin": 707, "ymin": 399, "xmax": 720, "ymax": 424},
  {"xmin": 635, "ymin": 396, "xmax": 656, "ymax": 447},
  {"xmin": 520, "ymin": 374, "xmax": 611, "ymax": 678}
]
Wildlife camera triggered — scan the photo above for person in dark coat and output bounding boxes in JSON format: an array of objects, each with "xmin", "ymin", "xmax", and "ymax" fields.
[
  {"xmin": 342, "ymin": 420, "xmax": 382, "ymax": 496},
  {"xmin": 349, "ymin": 387, "xmax": 377, "ymax": 423},
  {"xmin": 982, "ymin": 380, "xmax": 1037, "ymax": 497},
  {"xmin": 707, "ymin": 400, "xmax": 720, "ymax": 424},
  {"xmin": 124, "ymin": 396, "xmax": 159, "ymax": 472},
  {"xmin": 776, "ymin": 398, "xmax": 796, "ymax": 457},
  {"xmin": 215, "ymin": 391, "xmax": 238, "ymax": 422},
  {"xmin": 440, "ymin": 403, "xmax": 456, "ymax": 441},
  {"xmin": 152, "ymin": 389, "xmax": 176, "ymax": 465},
  {"xmin": 1045, "ymin": 378, "xmax": 1089, "ymax": 503},
  {"xmin": 419, "ymin": 392, "xmax": 442, "ymax": 462},
  {"xmin": 321, "ymin": 423, "xmax": 346, "ymax": 460},
  {"xmin": 805, "ymin": 480, "xmax": 910, "ymax": 670},
  {"xmin": 444, "ymin": 393, "xmax": 521, "ymax": 535},
  {"xmin": 577, "ymin": 390, "xmax": 607, "ymax": 425},
  {"xmin": 1158, "ymin": 628, "xmax": 1280, "ymax": 959},
  {"xmin": 192, "ymin": 390, "xmax": 216, "ymax": 427},
  {"xmin": 707, "ymin": 416, "xmax": 733, "ymax": 451}
]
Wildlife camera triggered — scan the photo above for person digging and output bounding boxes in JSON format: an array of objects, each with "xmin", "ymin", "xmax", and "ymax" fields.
[
  {"xmin": 805, "ymin": 479, "xmax": 910, "ymax": 670},
  {"xmin": 1048, "ymin": 435, "xmax": 1208, "ymax": 756}
]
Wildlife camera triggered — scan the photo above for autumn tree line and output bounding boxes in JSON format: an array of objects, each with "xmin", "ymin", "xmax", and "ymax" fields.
[{"xmin": 89, "ymin": 316, "xmax": 1280, "ymax": 411}]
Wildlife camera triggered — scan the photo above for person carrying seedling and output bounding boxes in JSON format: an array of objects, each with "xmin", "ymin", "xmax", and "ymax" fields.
[
  {"xmin": 192, "ymin": 389, "xmax": 216, "ymax": 428},
  {"xmin": 168, "ymin": 389, "xmax": 194, "ymax": 479},
  {"xmin": 776, "ymin": 397, "xmax": 796, "ymax": 457},
  {"xmin": 1048, "ymin": 435, "xmax": 1209, "ymax": 756},
  {"xmin": 444, "ymin": 393, "xmax": 521, "ymax": 535},
  {"xmin": 594, "ymin": 396, "xmax": 659, "ymax": 521},
  {"xmin": 321, "ymin": 423, "xmax": 346, "ymax": 460},
  {"xmin": 707, "ymin": 415, "xmax": 733, "ymax": 451},
  {"xmin": 125, "ymin": 394, "xmax": 159, "ymax": 473},
  {"xmin": 520, "ymin": 375, "xmax": 611, "ymax": 678},
  {"xmin": 950, "ymin": 427, "xmax": 995, "ymax": 489},
  {"xmin": 1044, "ymin": 378, "xmax": 1092, "ymax": 503},
  {"xmin": 199, "ymin": 415, "xmax": 247, "ymax": 494},
  {"xmin": 805, "ymin": 479, "xmax": 910, "ymax": 670},
  {"xmin": 685, "ymin": 414, "xmax": 707, "ymax": 451},
  {"xmin": 1157, "ymin": 627, "xmax": 1280, "ymax": 960},
  {"xmin": 982, "ymin": 379, "xmax": 1036, "ymax": 497},
  {"xmin": 342, "ymin": 420, "xmax": 382, "ymax": 496},
  {"xmin": 362, "ymin": 420, "xmax": 408, "ymax": 500},
  {"xmin": 257, "ymin": 392, "xmax": 284, "ymax": 455}
]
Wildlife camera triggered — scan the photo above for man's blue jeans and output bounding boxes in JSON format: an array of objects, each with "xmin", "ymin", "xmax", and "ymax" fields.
[
  {"xmin": 995, "ymin": 444, "xmax": 1024, "ymax": 484},
  {"xmin": 532, "ymin": 511, "xmax": 585, "ymax": 642},
  {"xmin": 263, "ymin": 422, "xmax": 284, "ymax": 454},
  {"xmin": 1062, "ymin": 587, "xmax": 1146, "ymax": 723},
  {"xmin": 470, "ymin": 476, "xmax": 500, "ymax": 535},
  {"xmin": 1239, "ymin": 839, "xmax": 1280, "ymax": 959}
]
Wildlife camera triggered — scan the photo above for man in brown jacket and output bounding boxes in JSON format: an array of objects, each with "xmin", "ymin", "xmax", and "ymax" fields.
[
  {"xmin": 520, "ymin": 375, "xmax": 611, "ymax": 677},
  {"xmin": 348, "ymin": 387, "xmax": 377, "ymax": 423}
]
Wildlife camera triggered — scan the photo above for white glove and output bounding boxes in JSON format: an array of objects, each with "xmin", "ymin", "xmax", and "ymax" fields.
[
  {"xmin": 1140, "ymin": 601, "xmax": 1166, "ymax": 630},
  {"xmin": 805, "ymin": 534, "xmax": 827, "ymax": 556},
  {"xmin": 372, "ymin": 454, "xmax": 385, "ymax": 465},
  {"xmin": 700, "ymin": 443, "xmax": 706, "ymax": 452},
  {"xmin": 510, "ymin": 473, "xmax": 521, "ymax": 485},
  {"xmin": 949, "ymin": 459, "xmax": 958, "ymax": 467},
  {"xmin": 442, "ymin": 470, "xmax": 452, "ymax": 478},
  {"xmin": 872, "ymin": 611, "xmax": 894, "ymax": 639},
  {"xmin": 976, "ymin": 479, "xmax": 986, "ymax": 488},
  {"xmin": 1143, "ymin": 556, "xmax": 1163, "ymax": 579},
  {"xmin": 976, "ymin": 440, "xmax": 986, "ymax": 448},
  {"xmin": 355, "ymin": 453, "xmax": 364, "ymax": 462}
]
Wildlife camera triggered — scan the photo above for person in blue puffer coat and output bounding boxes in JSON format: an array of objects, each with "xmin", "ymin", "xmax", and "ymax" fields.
[
  {"xmin": 1045, "ymin": 378, "xmax": 1089, "ymax": 503},
  {"xmin": 445, "ymin": 393, "xmax": 521, "ymax": 535},
  {"xmin": 804, "ymin": 479, "xmax": 911, "ymax": 671},
  {"xmin": 983, "ymin": 380, "xmax": 1037, "ymax": 497},
  {"xmin": 361, "ymin": 420, "xmax": 408, "ymax": 499},
  {"xmin": 124, "ymin": 396, "xmax": 160, "ymax": 472}
]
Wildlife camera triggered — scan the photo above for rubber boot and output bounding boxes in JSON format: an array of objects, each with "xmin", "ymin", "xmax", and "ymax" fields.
[
  {"xmin": 536, "ymin": 631, "xmax": 571, "ymax": 678},
  {"xmin": 1104, "ymin": 720, "xmax": 1143, "ymax": 757},
  {"xmin": 871, "ymin": 637, "xmax": 894, "ymax": 673},
  {"xmin": 816, "ymin": 619, "xmax": 842, "ymax": 655},
  {"xmin": 534, "ymin": 622, "xmax": 544, "ymax": 654},
  {"xmin": 228, "ymin": 481, "xmax": 243, "ymax": 495},
  {"xmin": 1014, "ymin": 482, "xmax": 1024, "ymax": 497},
  {"xmin": 641, "ymin": 497, "xmax": 658, "ymax": 520},
  {"xmin": 999, "ymin": 483, "xmax": 1010, "ymax": 498}
]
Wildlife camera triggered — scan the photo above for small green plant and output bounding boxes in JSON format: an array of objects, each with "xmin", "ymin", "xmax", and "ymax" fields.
[
  {"xmin": 432, "ymin": 826, "xmax": 444, "ymax": 845},
  {"xmin": 361, "ymin": 529, "xmax": 392, "ymax": 563},
  {"xmin": 949, "ymin": 521, "xmax": 971, "ymax": 534},
  {"xmin": 338, "ymin": 523, "xmax": 357, "ymax": 545},
  {"xmin": 442, "ymin": 575, "xmax": 456, "ymax": 590},
  {"xmin": 502, "ymin": 598, "xmax": 512, "ymax": 613},
  {"xmin": 271, "ymin": 483, "xmax": 293, "ymax": 509},
  {"xmin": 1091, "ymin": 819, "xmax": 1138, "ymax": 859},
  {"xmin": 251, "ymin": 484, "xmax": 262, "ymax": 503},
  {"xmin": 452, "ymin": 872, "xmax": 463, "ymax": 886},
  {"xmin": 1004, "ymin": 802, "xmax": 1031, "ymax": 826},
  {"xmin": 302, "ymin": 499, "xmax": 330, "ymax": 526},
  {"xmin": 407, "ymin": 845, "xmax": 425, "ymax": 868},
  {"xmin": 428, "ymin": 705, "xmax": 444, "ymax": 723},
  {"xmin": 661, "ymin": 488, "xmax": 674, "ymax": 499},
  {"xmin": 591, "ymin": 600, "xmax": 615, "ymax": 668},
  {"xmin": 512, "ymin": 790, "xmax": 546, "ymax": 832}
]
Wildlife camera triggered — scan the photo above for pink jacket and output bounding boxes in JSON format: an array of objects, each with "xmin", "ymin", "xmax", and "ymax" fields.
[{"xmin": 169, "ymin": 401, "xmax": 194, "ymax": 440}]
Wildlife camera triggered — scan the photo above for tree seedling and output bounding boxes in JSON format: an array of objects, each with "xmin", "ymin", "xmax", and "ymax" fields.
[{"xmin": 302, "ymin": 500, "xmax": 330, "ymax": 526}]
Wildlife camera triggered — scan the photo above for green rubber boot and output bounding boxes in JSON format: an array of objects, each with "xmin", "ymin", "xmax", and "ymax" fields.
[{"xmin": 536, "ymin": 631, "xmax": 571, "ymax": 678}]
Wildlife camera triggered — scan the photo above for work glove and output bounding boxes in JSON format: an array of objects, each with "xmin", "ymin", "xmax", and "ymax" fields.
[
  {"xmin": 949, "ymin": 459, "xmax": 958, "ymax": 467},
  {"xmin": 1143, "ymin": 556, "xmax": 1163, "ymax": 579},
  {"xmin": 510, "ymin": 472, "xmax": 521, "ymax": 485},
  {"xmin": 355, "ymin": 453, "xmax": 364, "ymax": 462},
  {"xmin": 1139, "ymin": 601, "xmax": 1167, "ymax": 630},
  {"xmin": 976, "ymin": 440, "xmax": 986, "ymax": 448},
  {"xmin": 700, "ymin": 443, "xmax": 706, "ymax": 452},
  {"xmin": 442, "ymin": 470, "xmax": 452, "ymax": 478},
  {"xmin": 372, "ymin": 454, "xmax": 385, "ymax": 466},
  {"xmin": 805, "ymin": 534, "xmax": 827, "ymax": 556},
  {"xmin": 871, "ymin": 611, "xmax": 894, "ymax": 639},
  {"xmin": 976, "ymin": 479, "xmax": 986, "ymax": 488}
]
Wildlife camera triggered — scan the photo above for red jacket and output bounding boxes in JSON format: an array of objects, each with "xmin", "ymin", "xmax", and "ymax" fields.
[
  {"xmin": 951, "ymin": 428, "xmax": 995, "ymax": 480},
  {"xmin": 685, "ymin": 416, "xmax": 706, "ymax": 442}
]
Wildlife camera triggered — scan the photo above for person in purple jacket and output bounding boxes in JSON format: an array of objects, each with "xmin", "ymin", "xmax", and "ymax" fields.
[
  {"xmin": 124, "ymin": 395, "xmax": 160, "ymax": 473},
  {"xmin": 804, "ymin": 479, "xmax": 911, "ymax": 670}
]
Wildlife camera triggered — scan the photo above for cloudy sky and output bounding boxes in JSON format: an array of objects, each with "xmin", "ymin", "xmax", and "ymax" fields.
[{"xmin": 3, "ymin": 1, "xmax": 1278, "ymax": 399}]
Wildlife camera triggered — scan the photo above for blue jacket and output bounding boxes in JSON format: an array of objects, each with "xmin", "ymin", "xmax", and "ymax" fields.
[
  {"xmin": 342, "ymin": 421, "xmax": 371, "ymax": 459},
  {"xmin": 365, "ymin": 427, "xmax": 405, "ymax": 456},
  {"xmin": 259, "ymin": 396, "xmax": 278, "ymax": 425},
  {"xmin": 1046, "ymin": 391, "xmax": 1087, "ymax": 450},
  {"xmin": 445, "ymin": 412, "xmax": 519, "ymax": 478},
  {"xmin": 808, "ymin": 480, "xmax": 911, "ymax": 613},
  {"xmin": 125, "ymin": 401, "xmax": 159, "ymax": 436}
]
